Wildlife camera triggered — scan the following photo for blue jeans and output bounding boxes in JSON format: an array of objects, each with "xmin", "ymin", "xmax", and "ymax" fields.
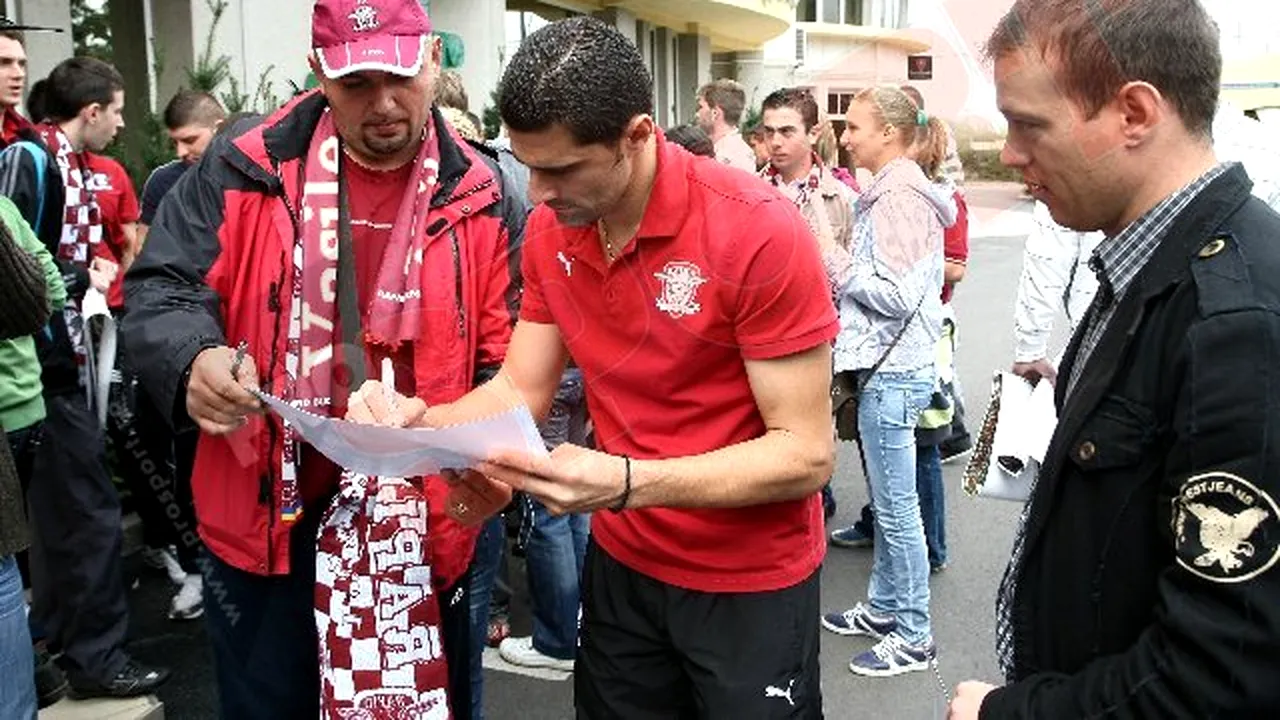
[
  {"xmin": 0, "ymin": 555, "xmax": 36, "ymax": 720},
  {"xmin": 526, "ymin": 499, "xmax": 590, "ymax": 658},
  {"xmin": 858, "ymin": 367, "xmax": 935, "ymax": 646},
  {"xmin": 526, "ymin": 368, "xmax": 590, "ymax": 659},
  {"xmin": 466, "ymin": 368, "xmax": 588, "ymax": 718},
  {"xmin": 916, "ymin": 444, "xmax": 947, "ymax": 568},
  {"xmin": 467, "ymin": 515, "xmax": 507, "ymax": 720}
]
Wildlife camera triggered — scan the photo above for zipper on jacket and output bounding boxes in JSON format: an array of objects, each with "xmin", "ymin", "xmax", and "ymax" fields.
[
  {"xmin": 450, "ymin": 228, "xmax": 466, "ymax": 338},
  {"xmin": 260, "ymin": 155, "xmax": 302, "ymax": 575}
]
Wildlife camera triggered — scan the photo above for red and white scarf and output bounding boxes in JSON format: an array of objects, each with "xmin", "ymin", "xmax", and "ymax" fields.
[
  {"xmin": 281, "ymin": 110, "xmax": 441, "ymax": 522},
  {"xmin": 37, "ymin": 122, "xmax": 104, "ymax": 378},
  {"xmin": 36, "ymin": 122, "xmax": 102, "ymax": 267},
  {"xmin": 294, "ymin": 111, "xmax": 451, "ymax": 718},
  {"xmin": 763, "ymin": 151, "xmax": 825, "ymax": 211}
]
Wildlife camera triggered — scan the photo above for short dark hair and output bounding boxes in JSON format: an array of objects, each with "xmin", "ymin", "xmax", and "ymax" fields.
[
  {"xmin": 42, "ymin": 57, "xmax": 124, "ymax": 122},
  {"xmin": 24, "ymin": 78, "xmax": 48, "ymax": 123},
  {"xmin": 437, "ymin": 70, "xmax": 469, "ymax": 112},
  {"xmin": 761, "ymin": 87, "xmax": 819, "ymax": 131},
  {"xmin": 697, "ymin": 79, "xmax": 746, "ymax": 126},
  {"xmin": 498, "ymin": 16, "xmax": 653, "ymax": 145},
  {"xmin": 163, "ymin": 90, "xmax": 225, "ymax": 130},
  {"xmin": 986, "ymin": 0, "xmax": 1221, "ymax": 137},
  {"xmin": 0, "ymin": 29, "xmax": 24, "ymax": 46},
  {"xmin": 665, "ymin": 124, "xmax": 715, "ymax": 158}
]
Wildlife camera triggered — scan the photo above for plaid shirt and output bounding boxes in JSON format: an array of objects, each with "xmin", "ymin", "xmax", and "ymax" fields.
[{"xmin": 1065, "ymin": 163, "xmax": 1232, "ymax": 396}]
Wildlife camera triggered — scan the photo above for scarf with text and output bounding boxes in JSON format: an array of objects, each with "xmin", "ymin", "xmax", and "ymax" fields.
[{"xmin": 281, "ymin": 110, "xmax": 440, "ymax": 522}]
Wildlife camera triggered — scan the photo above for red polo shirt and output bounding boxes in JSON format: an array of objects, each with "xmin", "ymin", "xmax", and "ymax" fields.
[
  {"xmin": 519, "ymin": 135, "xmax": 838, "ymax": 593},
  {"xmin": 84, "ymin": 153, "xmax": 140, "ymax": 309}
]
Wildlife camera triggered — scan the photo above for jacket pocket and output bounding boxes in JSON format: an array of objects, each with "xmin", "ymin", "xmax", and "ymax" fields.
[{"xmin": 1068, "ymin": 395, "xmax": 1158, "ymax": 472}]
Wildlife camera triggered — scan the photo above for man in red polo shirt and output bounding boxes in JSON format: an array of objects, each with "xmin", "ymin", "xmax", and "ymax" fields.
[{"xmin": 352, "ymin": 16, "xmax": 837, "ymax": 718}]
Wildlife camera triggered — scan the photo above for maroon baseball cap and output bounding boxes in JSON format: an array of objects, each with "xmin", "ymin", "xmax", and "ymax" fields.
[{"xmin": 311, "ymin": 0, "xmax": 432, "ymax": 79}]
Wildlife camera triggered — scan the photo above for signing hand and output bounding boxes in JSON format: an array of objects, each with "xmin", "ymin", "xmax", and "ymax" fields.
[
  {"xmin": 88, "ymin": 257, "xmax": 119, "ymax": 293},
  {"xmin": 478, "ymin": 443, "xmax": 628, "ymax": 515},
  {"xmin": 186, "ymin": 345, "xmax": 263, "ymax": 435},
  {"xmin": 948, "ymin": 681, "xmax": 997, "ymax": 720},
  {"xmin": 345, "ymin": 380, "xmax": 429, "ymax": 428},
  {"xmin": 1011, "ymin": 358, "xmax": 1057, "ymax": 387}
]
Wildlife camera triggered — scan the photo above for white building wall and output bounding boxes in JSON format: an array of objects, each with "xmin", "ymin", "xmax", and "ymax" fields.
[{"xmin": 428, "ymin": 0, "xmax": 507, "ymax": 114}]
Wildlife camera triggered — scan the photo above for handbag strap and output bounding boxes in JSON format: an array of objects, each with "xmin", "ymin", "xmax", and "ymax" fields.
[
  {"xmin": 857, "ymin": 291, "xmax": 927, "ymax": 392},
  {"xmin": 335, "ymin": 146, "xmax": 367, "ymax": 389}
]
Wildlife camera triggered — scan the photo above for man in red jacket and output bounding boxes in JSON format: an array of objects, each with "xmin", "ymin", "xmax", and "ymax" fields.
[{"xmin": 122, "ymin": 1, "xmax": 526, "ymax": 717}]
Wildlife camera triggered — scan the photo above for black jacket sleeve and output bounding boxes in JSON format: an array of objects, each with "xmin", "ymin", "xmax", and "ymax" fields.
[
  {"xmin": 0, "ymin": 141, "xmax": 87, "ymax": 299},
  {"xmin": 122, "ymin": 152, "xmax": 229, "ymax": 429},
  {"xmin": 982, "ymin": 308, "xmax": 1280, "ymax": 718},
  {"xmin": 0, "ymin": 218, "xmax": 48, "ymax": 339}
]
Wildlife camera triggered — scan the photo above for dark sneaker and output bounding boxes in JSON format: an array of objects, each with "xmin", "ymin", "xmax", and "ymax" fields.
[
  {"xmin": 68, "ymin": 659, "xmax": 170, "ymax": 699},
  {"xmin": 34, "ymin": 647, "xmax": 68, "ymax": 708},
  {"xmin": 848, "ymin": 632, "xmax": 936, "ymax": 677},
  {"xmin": 821, "ymin": 602, "xmax": 896, "ymax": 639},
  {"xmin": 830, "ymin": 524, "xmax": 874, "ymax": 548}
]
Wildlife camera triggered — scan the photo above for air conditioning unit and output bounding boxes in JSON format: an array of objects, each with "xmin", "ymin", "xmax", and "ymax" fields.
[{"xmin": 795, "ymin": 28, "xmax": 807, "ymax": 65}]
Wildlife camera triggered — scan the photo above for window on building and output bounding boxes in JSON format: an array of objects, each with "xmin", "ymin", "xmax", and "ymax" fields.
[
  {"xmin": 797, "ymin": 0, "xmax": 817, "ymax": 22},
  {"xmin": 795, "ymin": 28, "xmax": 808, "ymax": 64},
  {"xmin": 844, "ymin": 0, "xmax": 864, "ymax": 25},
  {"xmin": 822, "ymin": 0, "xmax": 840, "ymax": 24},
  {"xmin": 828, "ymin": 91, "xmax": 860, "ymax": 115}
]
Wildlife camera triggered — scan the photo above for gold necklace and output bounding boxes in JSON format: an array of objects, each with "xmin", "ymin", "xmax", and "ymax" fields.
[{"xmin": 599, "ymin": 221, "xmax": 616, "ymax": 261}]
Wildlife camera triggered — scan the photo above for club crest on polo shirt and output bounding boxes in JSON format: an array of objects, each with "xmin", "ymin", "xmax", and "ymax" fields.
[
  {"xmin": 1171, "ymin": 471, "xmax": 1280, "ymax": 583},
  {"xmin": 654, "ymin": 260, "xmax": 707, "ymax": 318},
  {"xmin": 350, "ymin": 1, "xmax": 380, "ymax": 32}
]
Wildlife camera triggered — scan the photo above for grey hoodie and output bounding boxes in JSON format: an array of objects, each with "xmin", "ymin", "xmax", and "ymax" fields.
[{"xmin": 824, "ymin": 157, "xmax": 955, "ymax": 374}]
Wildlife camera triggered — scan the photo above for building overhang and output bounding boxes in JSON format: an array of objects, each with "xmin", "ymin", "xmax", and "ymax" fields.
[
  {"xmin": 1222, "ymin": 55, "xmax": 1280, "ymax": 110},
  {"xmin": 795, "ymin": 21, "xmax": 931, "ymax": 54},
  {"xmin": 510, "ymin": 0, "xmax": 793, "ymax": 51}
]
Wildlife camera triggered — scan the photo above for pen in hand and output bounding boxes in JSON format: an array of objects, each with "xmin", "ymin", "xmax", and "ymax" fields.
[{"xmin": 230, "ymin": 340, "xmax": 249, "ymax": 381}]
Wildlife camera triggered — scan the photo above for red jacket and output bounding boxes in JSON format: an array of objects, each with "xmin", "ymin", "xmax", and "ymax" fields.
[{"xmin": 123, "ymin": 92, "xmax": 527, "ymax": 584}]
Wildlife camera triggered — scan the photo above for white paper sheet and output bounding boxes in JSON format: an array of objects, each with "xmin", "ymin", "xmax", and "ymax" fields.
[
  {"xmin": 252, "ymin": 390, "xmax": 549, "ymax": 477},
  {"xmin": 80, "ymin": 288, "xmax": 117, "ymax": 428},
  {"xmin": 991, "ymin": 372, "xmax": 1058, "ymax": 477}
]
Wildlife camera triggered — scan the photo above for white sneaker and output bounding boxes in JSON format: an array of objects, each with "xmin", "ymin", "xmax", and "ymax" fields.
[
  {"xmin": 498, "ymin": 636, "xmax": 574, "ymax": 672},
  {"xmin": 142, "ymin": 545, "xmax": 187, "ymax": 586},
  {"xmin": 169, "ymin": 575, "xmax": 204, "ymax": 621}
]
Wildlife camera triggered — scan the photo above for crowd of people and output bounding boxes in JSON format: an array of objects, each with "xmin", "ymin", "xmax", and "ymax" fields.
[{"xmin": 1, "ymin": 0, "xmax": 1280, "ymax": 718}]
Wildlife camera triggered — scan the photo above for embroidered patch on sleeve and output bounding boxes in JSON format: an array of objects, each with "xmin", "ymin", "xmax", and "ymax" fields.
[{"xmin": 1171, "ymin": 471, "xmax": 1280, "ymax": 583}]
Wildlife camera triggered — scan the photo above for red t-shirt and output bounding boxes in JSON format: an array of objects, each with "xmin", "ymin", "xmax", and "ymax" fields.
[
  {"xmin": 84, "ymin": 153, "xmax": 140, "ymax": 308},
  {"xmin": 520, "ymin": 134, "xmax": 839, "ymax": 593},
  {"xmin": 299, "ymin": 157, "xmax": 416, "ymax": 503},
  {"xmin": 941, "ymin": 190, "xmax": 969, "ymax": 304}
]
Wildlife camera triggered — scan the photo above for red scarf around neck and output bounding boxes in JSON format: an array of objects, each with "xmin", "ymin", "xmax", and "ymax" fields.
[
  {"xmin": 36, "ymin": 121, "xmax": 102, "ymax": 267},
  {"xmin": 279, "ymin": 110, "xmax": 441, "ymax": 522}
]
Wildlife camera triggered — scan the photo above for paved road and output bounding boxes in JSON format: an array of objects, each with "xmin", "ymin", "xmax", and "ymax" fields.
[{"xmin": 109, "ymin": 185, "xmax": 1040, "ymax": 720}]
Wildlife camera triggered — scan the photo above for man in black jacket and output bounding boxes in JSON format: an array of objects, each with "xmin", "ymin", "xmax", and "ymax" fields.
[{"xmin": 949, "ymin": 1, "xmax": 1280, "ymax": 718}]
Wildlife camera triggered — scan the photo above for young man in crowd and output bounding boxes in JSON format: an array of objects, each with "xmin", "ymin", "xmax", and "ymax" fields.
[
  {"xmin": 951, "ymin": 0, "xmax": 1280, "ymax": 716},
  {"xmin": 137, "ymin": 90, "xmax": 225, "ymax": 244},
  {"xmin": 351, "ymin": 16, "xmax": 837, "ymax": 717},
  {"xmin": 694, "ymin": 78, "xmax": 756, "ymax": 173},
  {"xmin": 15, "ymin": 56, "xmax": 170, "ymax": 699},
  {"xmin": 760, "ymin": 87, "xmax": 856, "ymax": 257},
  {"xmin": 123, "ymin": 1, "xmax": 526, "ymax": 716}
]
